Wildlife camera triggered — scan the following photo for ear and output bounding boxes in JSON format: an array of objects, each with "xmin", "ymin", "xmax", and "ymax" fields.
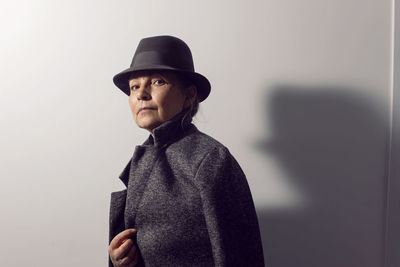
[{"xmin": 183, "ymin": 85, "xmax": 197, "ymax": 108}]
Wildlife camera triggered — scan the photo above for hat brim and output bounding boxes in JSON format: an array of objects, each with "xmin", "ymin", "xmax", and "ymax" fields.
[{"xmin": 113, "ymin": 65, "xmax": 211, "ymax": 102}]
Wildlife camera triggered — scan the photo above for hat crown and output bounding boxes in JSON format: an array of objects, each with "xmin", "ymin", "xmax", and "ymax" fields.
[{"xmin": 131, "ymin": 35, "xmax": 194, "ymax": 72}]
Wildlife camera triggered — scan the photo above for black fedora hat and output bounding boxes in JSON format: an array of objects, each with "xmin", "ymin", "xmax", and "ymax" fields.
[{"xmin": 113, "ymin": 35, "xmax": 211, "ymax": 102}]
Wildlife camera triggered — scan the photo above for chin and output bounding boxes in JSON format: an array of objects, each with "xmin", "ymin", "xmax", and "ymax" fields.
[{"xmin": 136, "ymin": 120, "xmax": 162, "ymax": 132}]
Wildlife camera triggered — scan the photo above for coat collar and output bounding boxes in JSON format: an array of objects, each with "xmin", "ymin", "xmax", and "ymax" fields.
[
  {"xmin": 118, "ymin": 159, "xmax": 131, "ymax": 187},
  {"xmin": 118, "ymin": 110, "xmax": 193, "ymax": 186},
  {"xmin": 144, "ymin": 109, "xmax": 193, "ymax": 148}
]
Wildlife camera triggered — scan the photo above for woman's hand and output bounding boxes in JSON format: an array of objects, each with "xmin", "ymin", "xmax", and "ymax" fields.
[{"xmin": 108, "ymin": 229, "xmax": 140, "ymax": 267}]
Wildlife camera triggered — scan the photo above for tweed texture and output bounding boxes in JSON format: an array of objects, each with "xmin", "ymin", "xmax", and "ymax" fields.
[{"xmin": 109, "ymin": 112, "xmax": 265, "ymax": 267}]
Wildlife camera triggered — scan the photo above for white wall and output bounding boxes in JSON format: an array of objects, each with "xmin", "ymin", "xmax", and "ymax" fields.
[{"xmin": 0, "ymin": 0, "xmax": 393, "ymax": 266}]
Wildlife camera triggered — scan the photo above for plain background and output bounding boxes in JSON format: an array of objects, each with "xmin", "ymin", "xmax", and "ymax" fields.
[{"xmin": 0, "ymin": 0, "xmax": 397, "ymax": 266}]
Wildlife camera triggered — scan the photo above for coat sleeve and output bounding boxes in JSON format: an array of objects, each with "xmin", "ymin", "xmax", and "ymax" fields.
[{"xmin": 194, "ymin": 146, "xmax": 265, "ymax": 267}]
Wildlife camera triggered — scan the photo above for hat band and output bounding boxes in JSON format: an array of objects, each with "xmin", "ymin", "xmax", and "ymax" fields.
[{"xmin": 131, "ymin": 51, "xmax": 194, "ymax": 72}]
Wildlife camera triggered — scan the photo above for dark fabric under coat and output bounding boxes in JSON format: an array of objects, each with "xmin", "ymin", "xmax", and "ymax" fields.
[{"xmin": 109, "ymin": 112, "xmax": 265, "ymax": 267}]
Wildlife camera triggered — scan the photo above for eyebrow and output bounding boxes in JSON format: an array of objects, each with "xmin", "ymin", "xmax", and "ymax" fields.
[{"xmin": 129, "ymin": 72, "xmax": 172, "ymax": 84}]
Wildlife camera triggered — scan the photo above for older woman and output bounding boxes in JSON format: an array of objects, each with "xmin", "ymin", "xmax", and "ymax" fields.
[{"xmin": 108, "ymin": 35, "xmax": 265, "ymax": 267}]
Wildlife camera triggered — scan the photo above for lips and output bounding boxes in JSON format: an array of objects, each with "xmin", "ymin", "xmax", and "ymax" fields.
[{"xmin": 137, "ymin": 107, "xmax": 157, "ymax": 114}]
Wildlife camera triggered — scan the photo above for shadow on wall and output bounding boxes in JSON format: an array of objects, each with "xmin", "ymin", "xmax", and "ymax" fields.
[{"xmin": 256, "ymin": 85, "xmax": 388, "ymax": 267}]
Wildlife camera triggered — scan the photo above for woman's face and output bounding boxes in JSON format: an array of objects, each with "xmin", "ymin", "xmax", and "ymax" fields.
[{"xmin": 128, "ymin": 71, "xmax": 191, "ymax": 133}]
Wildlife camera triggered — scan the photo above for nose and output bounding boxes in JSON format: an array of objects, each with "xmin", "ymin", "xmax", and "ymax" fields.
[{"xmin": 135, "ymin": 84, "xmax": 151, "ymax": 100}]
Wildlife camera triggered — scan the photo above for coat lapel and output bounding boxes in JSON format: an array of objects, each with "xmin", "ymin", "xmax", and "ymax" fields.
[
  {"xmin": 109, "ymin": 189, "xmax": 127, "ymax": 241},
  {"xmin": 109, "ymin": 159, "xmax": 131, "ymax": 243},
  {"xmin": 124, "ymin": 146, "xmax": 159, "ymax": 229}
]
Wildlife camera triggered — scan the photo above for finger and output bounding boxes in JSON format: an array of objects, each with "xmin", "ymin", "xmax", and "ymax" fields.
[
  {"xmin": 109, "ymin": 229, "xmax": 137, "ymax": 249},
  {"xmin": 110, "ymin": 228, "xmax": 137, "ymax": 249},
  {"xmin": 113, "ymin": 239, "xmax": 134, "ymax": 260},
  {"xmin": 118, "ymin": 245, "xmax": 138, "ymax": 266},
  {"xmin": 109, "ymin": 239, "xmax": 134, "ymax": 261}
]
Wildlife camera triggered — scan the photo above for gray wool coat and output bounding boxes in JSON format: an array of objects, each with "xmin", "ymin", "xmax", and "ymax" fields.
[{"xmin": 109, "ymin": 112, "xmax": 265, "ymax": 267}]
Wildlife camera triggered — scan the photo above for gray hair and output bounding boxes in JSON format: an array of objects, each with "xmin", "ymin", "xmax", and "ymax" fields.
[
  {"xmin": 182, "ymin": 96, "xmax": 199, "ymax": 126},
  {"xmin": 178, "ymin": 74, "xmax": 200, "ymax": 124}
]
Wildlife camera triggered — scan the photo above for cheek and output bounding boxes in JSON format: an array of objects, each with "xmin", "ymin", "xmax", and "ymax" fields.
[
  {"xmin": 128, "ymin": 97, "xmax": 137, "ymax": 117},
  {"xmin": 159, "ymin": 92, "xmax": 185, "ymax": 115}
]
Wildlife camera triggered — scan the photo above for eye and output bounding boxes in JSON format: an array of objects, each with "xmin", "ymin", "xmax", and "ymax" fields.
[
  {"xmin": 153, "ymin": 79, "xmax": 166, "ymax": 86},
  {"xmin": 130, "ymin": 85, "xmax": 140, "ymax": 91}
]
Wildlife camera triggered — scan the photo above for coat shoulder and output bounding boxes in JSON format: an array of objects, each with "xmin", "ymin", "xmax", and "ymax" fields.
[
  {"xmin": 165, "ymin": 125, "xmax": 234, "ymax": 175},
  {"xmin": 173, "ymin": 125, "xmax": 229, "ymax": 156}
]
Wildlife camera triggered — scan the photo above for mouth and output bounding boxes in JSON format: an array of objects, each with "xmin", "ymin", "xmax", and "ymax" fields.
[{"xmin": 137, "ymin": 107, "xmax": 157, "ymax": 114}]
